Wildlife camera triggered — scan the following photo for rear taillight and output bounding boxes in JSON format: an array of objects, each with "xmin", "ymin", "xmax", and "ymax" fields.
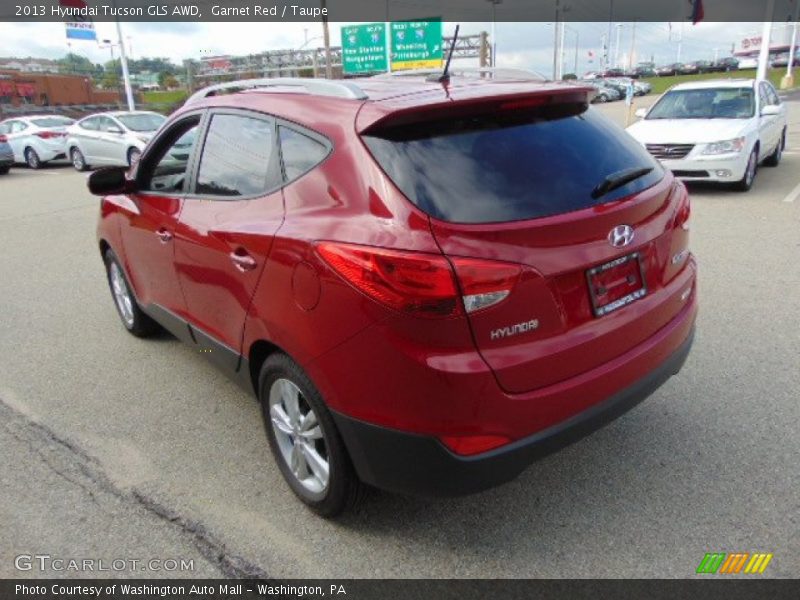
[
  {"xmin": 0, "ymin": 134, "xmax": 7, "ymax": 143},
  {"xmin": 673, "ymin": 182, "xmax": 691, "ymax": 231},
  {"xmin": 35, "ymin": 131, "xmax": 64, "ymax": 139},
  {"xmin": 317, "ymin": 242, "xmax": 520, "ymax": 318}
]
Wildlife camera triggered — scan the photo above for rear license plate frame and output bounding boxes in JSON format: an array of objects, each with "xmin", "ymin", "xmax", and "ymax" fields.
[{"xmin": 586, "ymin": 252, "xmax": 647, "ymax": 318}]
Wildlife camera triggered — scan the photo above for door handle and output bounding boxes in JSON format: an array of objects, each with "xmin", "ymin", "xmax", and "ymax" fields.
[
  {"xmin": 230, "ymin": 249, "xmax": 257, "ymax": 272},
  {"xmin": 155, "ymin": 228, "xmax": 173, "ymax": 243}
]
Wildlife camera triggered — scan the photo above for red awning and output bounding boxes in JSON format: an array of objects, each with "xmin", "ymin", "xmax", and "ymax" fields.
[
  {"xmin": 0, "ymin": 81, "xmax": 15, "ymax": 96},
  {"xmin": 16, "ymin": 83, "xmax": 36, "ymax": 97}
]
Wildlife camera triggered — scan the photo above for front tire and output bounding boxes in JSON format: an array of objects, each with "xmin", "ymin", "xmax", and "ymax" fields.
[
  {"xmin": 103, "ymin": 249, "xmax": 160, "ymax": 337},
  {"xmin": 258, "ymin": 353, "xmax": 364, "ymax": 517},
  {"xmin": 764, "ymin": 131, "xmax": 785, "ymax": 167},
  {"xmin": 734, "ymin": 147, "xmax": 758, "ymax": 192},
  {"xmin": 25, "ymin": 147, "xmax": 41, "ymax": 169}
]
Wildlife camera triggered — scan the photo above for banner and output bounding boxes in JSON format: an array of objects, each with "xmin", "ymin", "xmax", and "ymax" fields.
[{"xmin": 62, "ymin": 0, "xmax": 97, "ymax": 41}]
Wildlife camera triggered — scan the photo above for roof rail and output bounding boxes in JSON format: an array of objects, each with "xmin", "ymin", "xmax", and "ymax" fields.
[
  {"xmin": 185, "ymin": 77, "xmax": 368, "ymax": 105},
  {"xmin": 372, "ymin": 67, "xmax": 549, "ymax": 82}
]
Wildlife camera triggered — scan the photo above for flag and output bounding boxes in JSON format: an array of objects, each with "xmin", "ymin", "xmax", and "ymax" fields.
[{"xmin": 689, "ymin": 0, "xmax": 704, "ymax": 25}]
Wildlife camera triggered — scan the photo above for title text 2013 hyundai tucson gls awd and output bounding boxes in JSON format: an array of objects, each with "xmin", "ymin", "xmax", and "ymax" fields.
[{"xmin": 90, "ymin": 72, "xmax": 697, "ymax": 516}]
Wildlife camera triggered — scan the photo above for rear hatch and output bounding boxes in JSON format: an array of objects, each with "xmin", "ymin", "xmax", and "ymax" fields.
[{"xmin": 361, "ymin": 89, "xmax": 691, "ymax": 393}]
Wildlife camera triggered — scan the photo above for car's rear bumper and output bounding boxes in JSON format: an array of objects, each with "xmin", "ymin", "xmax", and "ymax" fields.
[{"xmin": 333, "ymin": 310, "xmax": 696, "ymax": 497}]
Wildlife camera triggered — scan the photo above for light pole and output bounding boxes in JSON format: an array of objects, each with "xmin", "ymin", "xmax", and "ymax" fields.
[
  {"xmin": 756, "ymin": 0, "xmax": 775, "ymax": 81},
  {"xmin": 486, "ymin": 0, "xmax": 502, "ymax": 67}
]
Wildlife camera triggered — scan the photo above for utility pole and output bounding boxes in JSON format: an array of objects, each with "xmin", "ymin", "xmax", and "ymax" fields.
[
  {"xmin": 756, "ymin": 0, "xmax": 775, "ymax": 81},
  {"xmin": 574, "ymin": 28, "xmax": 580, "ymax": 75},
  {"xmin": 486, "ymin": 0, "xmax": 502, "ymax": 67},
  {"xmin": 111, "ymin": 0, "xmax": 134, "ymax": 110},
  {"xmin": 614, "ymin": 23, "xmax": 622, "ymax": 68},
  {"xmin": 628, "ymin": 21, "xmax": 637, "ymax": 71},
  {"xmin": 321, "ymin": 0, "xmax": 332, "ymax": 78},
  {"xmin": 552, "ymin": 0, "xmax": 561, "ymax": 79},
  {"xmin": 676, "ymin": 22, "xmax": 683, "ymax": 63},
  {"xmin": 606, "ymin": 0, "xmax": 614, "ymax": 70}
]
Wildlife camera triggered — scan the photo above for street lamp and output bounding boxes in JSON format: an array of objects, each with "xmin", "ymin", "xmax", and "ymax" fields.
[{"xmin": 486, "ymin": 0, "xmax": 502, "ymax": 67}]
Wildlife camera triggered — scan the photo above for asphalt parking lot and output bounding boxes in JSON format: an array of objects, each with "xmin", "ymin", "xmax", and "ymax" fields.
[{"xmin": 1, "ymin": 98, "xmax": 799, "ymax": 579}]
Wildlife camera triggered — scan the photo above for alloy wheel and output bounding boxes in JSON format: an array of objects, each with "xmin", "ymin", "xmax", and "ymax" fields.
[
  {"xmin": 109, "ymin": 262, "xmax": 135, "ymax": 327},
  {"xmin": 268, "ymin": 378, "xmax": 329, "ymax": 495}
]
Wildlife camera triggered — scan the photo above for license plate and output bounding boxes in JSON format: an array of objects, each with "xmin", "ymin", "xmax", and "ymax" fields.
[{"xmin": 586, "ymin": 252, "xmax": 647, "ymax": 317}]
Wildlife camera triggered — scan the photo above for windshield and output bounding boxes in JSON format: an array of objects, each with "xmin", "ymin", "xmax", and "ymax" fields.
[
  {"xmin": 31, "ymin": 117, "xmax": 74, "ymax": 128},
  {"xmin": 117, "ymin": 113, "xmax": 166, "ymax": 132},
  {"xmin": 647, "ymin": 87, "xmax": 754, "ymax": 120},
  {"xmin": 364, "ymin": 104, "xmax": 663, "ymax": 224}
]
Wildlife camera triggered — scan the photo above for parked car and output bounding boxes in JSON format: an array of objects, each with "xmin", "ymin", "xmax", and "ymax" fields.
[
  {"xmin": 713, "ymin": 57, "xmax": 740, "ymax": 72},
  {"xmin": 581, "ymin": 80, "xmax": 621, "ymax": 102},
  {"xmin": 0, "ymin": 134, "xmax": 13, "ymax": 174},
  {"xmin": 656, "ymin": 63, "xmax": 682, "ymax": 76},
  {"xmin": 66, "ymin": 111, "xmax": 167, "ymax": 171},
  {"xmin": 606, "ymin": 77, "xmax": 650, "ymax": 96},
  {"xmin": 89, "ymin": 74, "xmax": 697, "ymax": 516},
  {"xmin": 771, "ymin": 53, "xmax": 800, "ymax": 68},
  {"xmin": 631, "ymin": 65, "xmax": 657, "ymax": 78},
  {"xmin": 0, "ymin": 115, "xmax": 74, "ymax": 168},
  {"xmin": 677, "ymin": 62, "xmax": 700, "ymax": 75},
  {"xmin": 600, "ymin": 68, "xmax": 625, "ymax": 78},
  {"xmin": 599, "ymin": 79, "xmax": 627, "ymax": 98},
  {"xmin": 628, "ymin": 79, "xmax": 787, "ymax": 191}
]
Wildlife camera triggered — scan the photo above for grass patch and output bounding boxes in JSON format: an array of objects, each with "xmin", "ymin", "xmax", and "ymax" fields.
[
  {"xmin": 641, "ymin": 69, "xmax": 789, "ymax": 96},
  {"xmin": 140, "ymin": 89, "xmax": 188, "ymax": 105}
]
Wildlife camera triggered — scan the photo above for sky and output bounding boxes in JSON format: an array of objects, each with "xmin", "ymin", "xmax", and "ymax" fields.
[{"xmin": 0, "ymin": 21, "xmax": 776, "ymax": 75}]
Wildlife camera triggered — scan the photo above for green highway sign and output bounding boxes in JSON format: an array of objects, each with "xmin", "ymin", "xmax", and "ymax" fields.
[
  {"xmin": 341, "ymin": 23, "xmax": 387, "ymax": 75},
  {"xmin": 390, "ymin": 20, "xmax": 443, "ymax": 71}
]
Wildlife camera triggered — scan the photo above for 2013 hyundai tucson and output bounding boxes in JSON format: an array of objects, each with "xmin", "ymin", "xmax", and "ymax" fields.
[{"xmin": 90, "ymin": 71, "xmax": 697, "ymax": 516}]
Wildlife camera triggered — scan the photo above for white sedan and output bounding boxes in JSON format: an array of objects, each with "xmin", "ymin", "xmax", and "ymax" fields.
[
  {"xmin": 65, "ymin": 111, "xmax": 166, "ymax": 171},
  {"xmin": 627, "ymin": 79, "xmax": 787, "ymax": 191},
  {"xmin": 0, "ymin": 115, "xmax": 74, "ymax": 169}
]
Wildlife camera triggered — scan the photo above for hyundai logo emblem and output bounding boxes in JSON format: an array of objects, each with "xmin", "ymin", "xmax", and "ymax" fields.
[{"xmin": 608, "ymin": 225, "xmax": 635, "ymax": 248}]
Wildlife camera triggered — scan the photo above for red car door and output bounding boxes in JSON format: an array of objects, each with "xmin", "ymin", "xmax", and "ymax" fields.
[
  {"xmin": 119, "ymin": 114, "xmax": 203, "ymax": 338},
  {"xmin": 173, "ymin": 111, "xmax": 285, "ymax": 370}
]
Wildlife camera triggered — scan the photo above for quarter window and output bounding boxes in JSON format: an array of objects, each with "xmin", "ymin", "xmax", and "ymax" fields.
[
  {"xmin": 279, "ymin": 126, "xmax": 329, "ymax": 182},
  {"xmin": 195, "ymin": 113, "xmax": 280, "ymax": 197}
]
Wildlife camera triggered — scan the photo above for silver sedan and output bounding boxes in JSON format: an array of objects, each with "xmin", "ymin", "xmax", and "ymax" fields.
[{"xmin": 65, "ymin": 111, "xmax": 166, "ymax": 171}]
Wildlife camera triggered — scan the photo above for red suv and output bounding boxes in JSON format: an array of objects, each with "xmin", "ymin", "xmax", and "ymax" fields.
[{"xmin": 90, "ymin": 73, "xmax": 697, "ymax": 516}]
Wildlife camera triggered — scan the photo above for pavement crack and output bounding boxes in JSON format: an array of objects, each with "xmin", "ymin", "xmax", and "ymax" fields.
[{"xmin": 1, "ymin": 397, "xmax": 268, "ymax": 580}]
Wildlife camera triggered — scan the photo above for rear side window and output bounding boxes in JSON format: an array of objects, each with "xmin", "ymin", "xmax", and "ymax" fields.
[
  {"xmin": 279, "ymin": 126, "xmax": 329, "ymax": 182},
  {"xmin": 196, "ymin": 113, "xmax": 280, "ymax": 197},
  {"xmin": 363, "ymin": 105, "xmax": 662, "ymax": 224}
]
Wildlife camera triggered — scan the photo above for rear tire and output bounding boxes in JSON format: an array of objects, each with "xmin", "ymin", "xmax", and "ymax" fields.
[
  {"xmin": 734, "ymin": 147, "xmax": 758, "ymax": 192},
  {"xmin": 103, "ymin": 249, "xmax": 160, "ymax": 337},
  {"xmin": 764, "ymin": 131, "xmax": 785, "ymax": 167},
  {"xmin": 71, "ymin": 147, "xmax": 88, "ymax": 172},
  {"xmin": 258, "ymin": 353, "xmax": 365, "ymax": 517},
  {"xmin": 25, "ymin": 147, "xmax": 41, "ymax": 169}
]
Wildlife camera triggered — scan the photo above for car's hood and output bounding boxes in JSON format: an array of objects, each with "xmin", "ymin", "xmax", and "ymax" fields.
[{"xmin": 627, "ymin": 118, "xmax": 748, "ymax": 144}]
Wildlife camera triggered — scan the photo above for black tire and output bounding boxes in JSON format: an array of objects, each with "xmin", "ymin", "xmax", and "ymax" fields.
[
  {"xmin": 103, "ymin": 249, "xmax": 160, "ymax": 337},
  {"xmin": 734, "ymin": 147, "xmax": 758, "ymax": 192},
  {"xmin": 258, "ymin": 353, "xmax": 365, "ymax": 517},
  {"xmin": 25, "ymin": 147, "xmax": 41, "ymax": 169},
  {"xmin": 0, "ymin": 165, "xmax": 10, "ymax": 175},
  {"xmin": 127, "ymin": 147, "xmax": 141, "ymax": 167},
  {"xmin": 71, "ymin": 147, "xmax": 89, "ymax": 172},
  {"xmin": 763, "ymin": 131, "xmax": 785, "ymax": 167}
]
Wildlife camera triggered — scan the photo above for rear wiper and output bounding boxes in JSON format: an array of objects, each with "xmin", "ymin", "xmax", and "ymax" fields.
[{"xmin": 591, "ymin": 167, "xmax": 654, "ymax": 199}]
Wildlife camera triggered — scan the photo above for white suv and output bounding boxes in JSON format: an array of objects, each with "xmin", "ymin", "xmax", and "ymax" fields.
[{"xmin": 627, "ymin": 79, "xmax": 787, "ymax": 191}]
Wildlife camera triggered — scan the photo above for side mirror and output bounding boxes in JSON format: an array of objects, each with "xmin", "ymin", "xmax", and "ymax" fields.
[
  {"xmin": 634, "ymin": 107, "xmax": 649, "ymax": 118},
  {"xmin": 107, "ymin": 126, "xmax": 124, "ymax": 135},
  {"xmin": 760, "ymin": 105, "xmax": 781, "ymax": 117},
  {"xmin": 88, "ymin": 167, "xmax": 135, "ymax": 196}
]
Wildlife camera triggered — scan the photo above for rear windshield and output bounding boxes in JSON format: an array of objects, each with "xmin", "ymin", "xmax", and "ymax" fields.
[
  {"xmin": 117, "ymin": 113, "xmax": 166, "ymax": 132},
  {"xmin": 31, "ymin": 117, "xmax": 74, "ymax": 128},
  {"xmin": 363, "ymin": 104, "xmax": 662, "ymax": 224}
]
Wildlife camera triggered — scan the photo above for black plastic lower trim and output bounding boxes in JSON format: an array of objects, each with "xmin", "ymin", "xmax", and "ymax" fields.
[{"xmin": 333, "ymin": 327, "xmax": 695, "ymax": 497}]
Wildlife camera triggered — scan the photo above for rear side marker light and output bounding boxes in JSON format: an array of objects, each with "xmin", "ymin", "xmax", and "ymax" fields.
[
  {"xmin": 316, "ymin": 242, "xmax": 520, "ymax": 318},
  {"xmin": 440, "ymin": 434, "xmax": 512, "ymax": 456}
]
